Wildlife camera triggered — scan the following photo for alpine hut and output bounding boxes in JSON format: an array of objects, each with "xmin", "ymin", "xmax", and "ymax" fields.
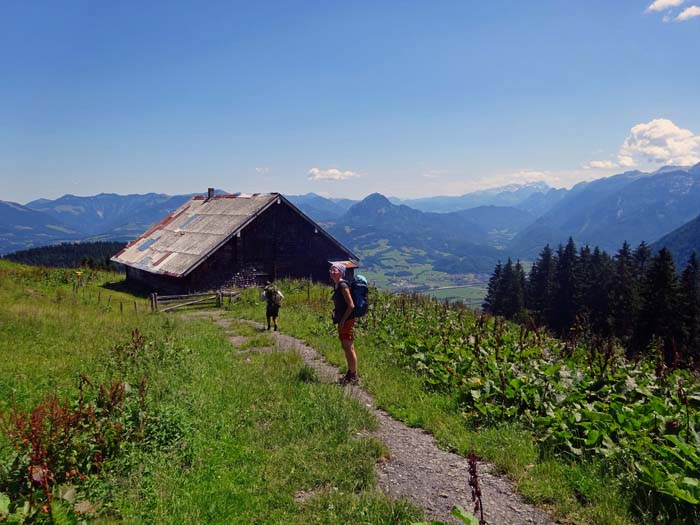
[{"xmin": 111, "ymin": 190, "xmax": 358, "ymax": 293}]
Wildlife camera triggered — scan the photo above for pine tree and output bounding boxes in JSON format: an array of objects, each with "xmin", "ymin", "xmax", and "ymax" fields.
[
  {"xmin": 635, "ymin": 248, "xmax": 680, "ymax": 363},
  {"xmin": 611, "ymin": 242, "xmax": 638, "ymax": 346},
  {"xmin": 526, "ymin": 244, "xmax": 557, "ymax": 326},
  {"xmin": 515, "ymin": 260, "xmax": 527, "ymax": 318},
  {"xmin": 503, "ymin": 260, "xmax": 526, "ymax": 320},
  {"xmin": 587, "ymin": 247, "xmax": 614, "ymax": 337},
  {"xmin": 498, "ymin": 259, "xmax": 525, "ymax": 320},
  {"xmin": 576, "ymin": 244, "xmax": 593, "ymax": 317},
  {"xmin": 483, "ymin": 261, "xmax": 503, "ymax": 314},
  {"xmin": 552, "ymin": 238, "xmax": 578, "ymax": 336},
  {"xmin": 679, "ymin": 252, "xmax": 700, "ymax": 364},
  {"xmin": 634, "ymin": 241, "xmax": 653, "ymax": 277}
]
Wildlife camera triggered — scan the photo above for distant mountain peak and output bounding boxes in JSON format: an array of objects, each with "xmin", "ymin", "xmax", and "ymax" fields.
[
  {"xmin": 362, "ymin": 192, "xmax": 392, "ymax": 205},
  {"xmin": 653, "ymin": 165, "xmax": 693, "ymax": 175},
  {"xmin": 344, "ymin": 193, "xmax": 397, "ymax": 219}
]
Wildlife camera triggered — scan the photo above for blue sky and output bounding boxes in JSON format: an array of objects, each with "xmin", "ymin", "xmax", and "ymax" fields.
[{"xmin": 1, "ymin": 0, "xmax": 700, "ymax": 203}]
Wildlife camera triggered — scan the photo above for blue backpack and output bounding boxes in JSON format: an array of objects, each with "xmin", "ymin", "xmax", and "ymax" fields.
[{"xmin": 349, "ymin": 275, "xmax": 369, "ymax": 318}]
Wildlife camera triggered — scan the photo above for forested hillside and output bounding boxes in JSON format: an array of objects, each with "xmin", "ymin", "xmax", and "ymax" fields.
[
  {"xmin": 2, "ymin": 241, "xmax": 125, "ymax": 270},
  {"xmin": 483, "ymin": 238, "xmax": 700, "ymax": 367}
]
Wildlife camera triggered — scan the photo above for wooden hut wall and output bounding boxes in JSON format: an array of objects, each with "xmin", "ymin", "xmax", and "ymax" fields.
[{"xmin": 125, "ymin": 266, "xmax": 192, "ymax": 294}]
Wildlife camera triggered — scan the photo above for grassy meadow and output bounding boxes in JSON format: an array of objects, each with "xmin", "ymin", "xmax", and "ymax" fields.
[{"xmin": 0, "ymin": 261, "xmax": 420, "ymax": 524}]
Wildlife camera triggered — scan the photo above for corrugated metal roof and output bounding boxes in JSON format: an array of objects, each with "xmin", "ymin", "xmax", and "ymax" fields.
[
  {"xmin": 111, "ymin": 192, "xmax": 359, "ymax": 278},
  {"xmin": 112, "ymin": 193, "xmax": 279, "ymax": 277}
]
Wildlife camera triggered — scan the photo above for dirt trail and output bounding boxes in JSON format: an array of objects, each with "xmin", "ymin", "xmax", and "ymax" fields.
[{"xmin": 188, "ymin": 311, "xmax": 557, "ymax": 525}]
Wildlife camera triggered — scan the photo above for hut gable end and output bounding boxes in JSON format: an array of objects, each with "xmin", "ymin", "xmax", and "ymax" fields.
[{"xmin": 111, "ymin": 192, "xmax": 357, "ymax": 293}]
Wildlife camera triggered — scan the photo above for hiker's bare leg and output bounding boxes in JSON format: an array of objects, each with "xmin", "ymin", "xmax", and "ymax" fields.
[{"xmin": 341, "ymin": 339, "xmax": 357, "ymax": 374}]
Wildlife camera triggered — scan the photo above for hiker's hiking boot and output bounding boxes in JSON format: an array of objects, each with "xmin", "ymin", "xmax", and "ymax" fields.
[{"xmin": 340, "ymin": 371, "xmax": 359, "ymax": 385}]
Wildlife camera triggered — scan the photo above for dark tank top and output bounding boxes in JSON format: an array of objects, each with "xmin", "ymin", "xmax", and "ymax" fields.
[{"xmin": 332, "ymin": 280, "xmax": 350, "ymax": 323}]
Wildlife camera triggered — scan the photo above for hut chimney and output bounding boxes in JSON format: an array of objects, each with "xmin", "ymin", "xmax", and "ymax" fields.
[{"xmin": 207, "ymin": 187, "xmax": 214, "ymax": 200}]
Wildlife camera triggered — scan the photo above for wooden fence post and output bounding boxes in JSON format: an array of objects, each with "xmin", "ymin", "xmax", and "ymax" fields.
[
  {"xmin": 154, "ymin": 292, "xmax": 158, "ymax": 312},
  {"xmin": 134, "ymin": 301, "xmax": 138, "ymax": 314}
]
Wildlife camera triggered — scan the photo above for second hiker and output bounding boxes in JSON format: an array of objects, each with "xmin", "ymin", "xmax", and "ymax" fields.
[{"xmin": 263, "ymin": 281, "xmax": 283, "ymax": 331}]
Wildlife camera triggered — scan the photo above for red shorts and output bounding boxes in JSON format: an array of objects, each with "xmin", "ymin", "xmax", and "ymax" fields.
[{"xmin": 338, "ymin": 319, "xmax": 356, "ymax": 342}]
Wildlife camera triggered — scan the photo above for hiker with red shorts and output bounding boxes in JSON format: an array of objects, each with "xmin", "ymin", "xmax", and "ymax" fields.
[{"xmin": 329, "ymin": 263, "xmax": 358, "ymax": 385}]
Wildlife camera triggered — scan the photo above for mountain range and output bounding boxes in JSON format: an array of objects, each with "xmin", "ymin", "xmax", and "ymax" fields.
[
  {"xmin": 26, "ymin": 192, "xmax": 195, "ymax": 240},
  {"xmin": 395, "ymin": 181, "xmax": 558, "ymax": 213},
  {"xmin": 511, "ymin": 164, "xmax": 700, "ymax": 257},
  {"xmin": 0, "ymin": 200, "xmax": 81, "ymax": 255},
  {"xmin": 2, "ymin": 164, "xmax": 700, "ymax": 277}
]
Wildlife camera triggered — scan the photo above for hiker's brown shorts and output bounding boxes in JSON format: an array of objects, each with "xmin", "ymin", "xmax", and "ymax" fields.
[{"xmin": 338, "ymin": 319, "xmax": 355, "ymax": 342}]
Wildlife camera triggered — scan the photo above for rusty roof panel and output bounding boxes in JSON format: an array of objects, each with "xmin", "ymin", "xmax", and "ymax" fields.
[{"xmin": 111, "ymin": 193, "xmax": 278, "ymax": 276}]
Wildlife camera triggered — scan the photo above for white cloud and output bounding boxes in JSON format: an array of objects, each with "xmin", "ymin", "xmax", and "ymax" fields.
[
  {"xmin": 584, "ymin": 119, "xmax": 700, "ymax": 170},
  {"xmin": 307, "ymin": 167, "xmax": 360, "ymax": 181},
  {"xmin": 618, "ymin": 118, "xmax": 700, "ymax": 166},
  {"xmin": 677, "ymin": 5, "xmax": 700, "ymax": 19},
  {"xmin": 255, "ymin": 167, "xmax": 270, "ymax": 174},
  {"xmin": 585, "ymin": 160, "xmax": 617, "ymax": 169},
  {"xmin": 646, "ymin": 0, "xmax": 684, "ymax": 12}
]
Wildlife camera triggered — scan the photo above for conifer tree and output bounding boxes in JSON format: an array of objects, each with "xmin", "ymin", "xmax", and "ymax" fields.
[
  {"xmin": 483, "ymin": 261, "xmax": 503, "ymax": 314},
  {"xmin": 679, "ymin": 252, "xmax": 700, "ymax": 363},
  {"xmin": 504, "ymin": 259, "xmax": 526, "ymax": 320},
  {"xmin": 611, "ymin": 242, "xmax": 638, "ymax": 346},
  {"xmin": 552, "ymin": 238, "xmax": 578, "ymax": 336},
  {"xmin": 634, "ymin": 241, "xmax": 653, "ymax": 277},
  {"xmin": 576, "ymin": 244, "xmax": 593, "ymax": 316},
  {"xmin": 497, "ymin": 259, "xmax": 524, "ymax": 320},
  {"xmin": 526, "ymin": 244, "xmax": 557, "ymax": 326},
  {"xmin": 587, "ymin": 247, "xmax": 614, "ymax": 337},
  {"xmin": 635, "ymin": 247, "xmax": 680, "ymax": 363}
]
